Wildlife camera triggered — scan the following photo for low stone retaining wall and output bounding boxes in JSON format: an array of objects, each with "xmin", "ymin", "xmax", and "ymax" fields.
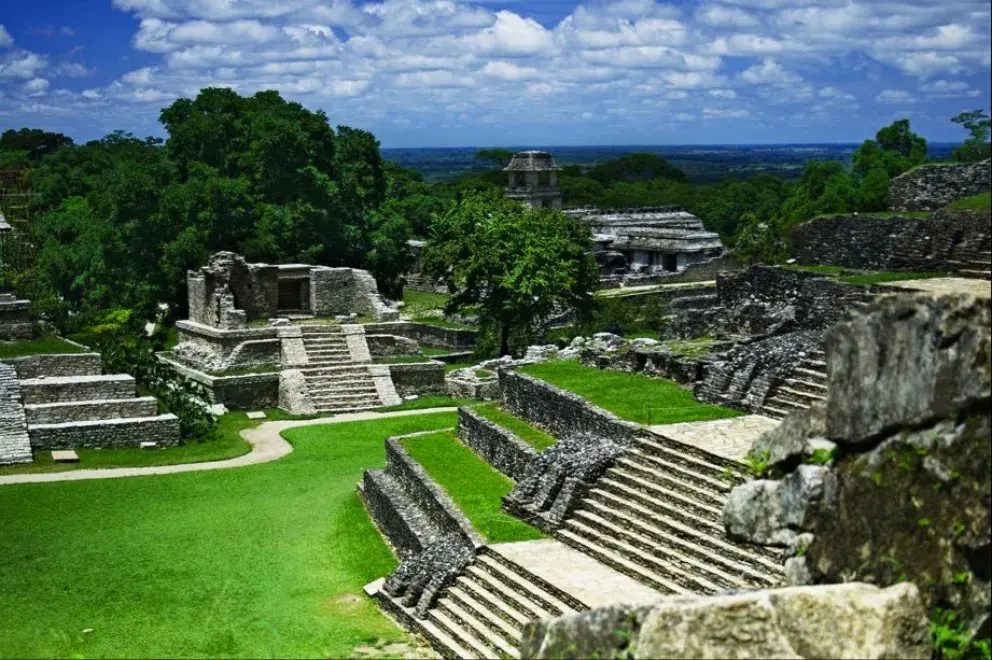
[
  {"xmin": 162, "ymin": 356, "xmax": 280, "ymax": 410},
  {"xmin": 457, "ymin": 406, "xmax": 538, "ymax": 481},
  {"xmin": 385, "ymin": 436, "xmax": 484, "ymax": 545},
  {"xmin": 28, "ymin": 414, "xmax": 181, "ymax": 450},
  {"xmin": 889, "ymin": 159, "xmax": 990, "ymax": 211},
  {"xmin": 364, "ymin": 321, "xmax": 477, "ymax": 351},
  {"xmin": 24, "ymin": 397, "xmax": 159, "ymax": 424},
  {"xmin": 20, "ymin": 375, "xmax": 135, "ymax": 405},
  {"xmin": 3, "ymin": 352, "xmax": 103, "ymax": 379},
  {"xmin": 361, "ymin": 470, "xmax": 432, "ymax": 555},
  {"xmin": 500, "ymin": 370, "xmax": 642, "ymax": 446},
  {"xmin": 791, "ymin": 209, "xmax": 992, "ymax": 272},
  {"xmin": 580, "ymin": 349, "xmax": 710, "ymax": 386},
  {"xmin": 386, "ymin": 361, "xmax": 446, "ymax": 396},
  {"xmin": 366, "ymin": 334, "xmax": 419, "ymax": 357}
]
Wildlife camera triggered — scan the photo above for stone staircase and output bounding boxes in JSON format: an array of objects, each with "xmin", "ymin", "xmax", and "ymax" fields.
[
  {"xmin": 299, "ymin": 326, "xmax": 382, "ymax": 412},
  {"xmin": 376, "ymin": 548, "xmax": 584, "ymax": 659},
  {"xmin": 13, "ymin": 354, "xmax": 179, "ymax": 451},
  {"xmin": 949, "ymin": 248, "xmax": 992, "ymax": 280},
  {"xmin": 761, "ymin": 350, "xmax": 828, "ymax": 420},
  {"xmin": 0, "ymin": 364, "xmax": 31, "ymax": 465},
  {"xmin": 556, "ymin": 433, "xmax": 785, "ymax": 594}
]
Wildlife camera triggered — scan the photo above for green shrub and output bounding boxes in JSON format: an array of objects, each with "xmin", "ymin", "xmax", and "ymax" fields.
[{"xmin": 932, "ymin": 608, "xmax": 992, "ymax": 660}]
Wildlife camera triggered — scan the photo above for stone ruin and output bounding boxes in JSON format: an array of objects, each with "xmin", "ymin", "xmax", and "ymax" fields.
[
  {"xmin": 565, "ymin": 205, "xmax": 725, "ymax": 279},
  {"xmin": 503, "ymin": 150, "xmax": 563, "ymax": 211},
  {"xmin": 890, "ymin": 158, "xmax": 990, "ymax": 211}
]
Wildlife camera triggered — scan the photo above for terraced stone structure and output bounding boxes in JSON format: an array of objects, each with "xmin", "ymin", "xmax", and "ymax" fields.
[
  {"xmin": 169, "ymin": 252, "xmax": 404, "ymax": 414},
  {"xmin": 566, "ymin": 206, "xmax": 724, "ymax": 278},
  {"xmin": 0, "ymin": 352, "xmax": 179, "ymax": 463}
]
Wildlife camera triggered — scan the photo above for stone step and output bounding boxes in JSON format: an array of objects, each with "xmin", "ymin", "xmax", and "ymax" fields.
[
  {"xmin": 793, "ymin": 367, "xmax": 827, "ymax": 385},
  {"xmin": 360, "ymin": 469, "xmax": 441, "ymax": 551},
  {"xmin": 434, "ymin": 595, "xmax": 520, "ymax": 658},
  {"xmin": 605, "ymin": 464, "xmax": 727, "ymax": 510},
  {"xmin": 801, "ymin": 358, "xmax": 826, "ymax": 371},
  {"xmin": 569, "ymin": 509, "xmax": 737, "ymax": 592},
  {"xmin": 579, "ymin": 497, "xmax": 783, "ymax": 580},
  {"xmin": 557, "ymin": 527, "xmax": 688, "ymax": 596},
  {"xmin": 452, "ymin": 575, "xmax": 531, "ymax": 629},
  {"xmin": 590, "ymin": 482, "xmax": 724, "ymax": 533},
  {"xmin": 958, "ymin": 269, "xmax": 992, "ymax": 280},
  {"xmin": 596, "ymin": 475, "xmax": 724, "ymax": 525},
  {"xmin": 304, "ymin": 342, "xmax": 349, "ymax": 351},
  {"xmin": 631, "ymin": 435, "xmax": 739, "ymax": 480},
  {"xmin": 462, "ymin": 564, "xmax": 559, "ymax": 622},
  {"xmin": 760, "ymin": 403, "xmax": 791, "ymax": 420},
  {"xmin": 783, "ymin": 378, "xmax": 827, "ymax": 396},
  {"xmin": 374, "ymin": 587, "xmax": 474, "ymax": 659},
  {"xmin": 27, "ymin": 414, "xmax": 180, "ymax": 451},
  {"xmin": 299, "ymin": 365, "xmax": 370, "ymax": 377},
  {"xmin": 20, "ymin": 374, "xmax": 136, "ymax": 405},
  {"xmin": 308, "ymin": 383, "xmax": 378, "ymax": 396},
  {"xmin": 616, "ymin": 455, "xmax": 731, "ymax": 495},
  {"xmin": 773, "ymin": 386, "xmax": 826, "ymax": 407},
  {"xmin": 669, "ymin": 294, "xmax": 718, "ymax": 310},
  {"xmin": 480, "ymin": 547, "xmax": 587, "ymax": 613},
  {"xmin": 300, "ymin": 325, "xmax": 345, "ymax": 335},
  {"xmin": 473, "ymin": 554, "xmax": 577, "ymax": 618},
  {"xmin": 5, "ymin": 352, "xmax": 103, "ymax": 379},
  {"xmin": 24, "ymin": 396, "xmax": 159, "ymax": 425},
  {"xmin": 427, "ymin": 607, "xmax": 504, "ymax": 659}
]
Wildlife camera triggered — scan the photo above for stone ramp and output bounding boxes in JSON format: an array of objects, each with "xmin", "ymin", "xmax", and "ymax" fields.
[
  {"xmin": 879, "ymin": 276, "xmax": 992, "ymax": 299},
  {"xmin": 0, "ymin": 364, "xmax": 31, "ymax": 465},
  {"xmin": 648, "ymin": 414, "xmax": 779, "ymax": 462}
]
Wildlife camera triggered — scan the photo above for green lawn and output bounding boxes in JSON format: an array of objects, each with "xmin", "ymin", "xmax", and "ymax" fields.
[
  {"xmin": 375, "ymin": 396, "xmax": 478, "ymax": 412},
  {"xmin": 0, "ymin": 412, "xmax": 457, "ymax": 659},
  {"xmin": 401, "ymin": 290, "xmax": 450, "ymax": 317},
  {"xmin": 947, "ymin": 191, "xmax": 991, "ymax": 211},
  {"xmin": 839, "ymin": 271, "xmax": 950, "ymax": 285},
  {"xmin": 473, "ymin": 404, "xmax": 556, "ymax": 451},
  {"xmin": 400, "ymin": 431, "xmax": 545, "ymax": 543},
  {"xmin": 419, "ymin": 346, "xmax": 454, "ymax": 357},
  {"xmin": 410, "ymin": 316, "xmax": 476, "ymax": 330},
  {"xmin": 661, "ymin": 338, "xmax": 720, "ymax": 359},
  {"xmin": 0, "ymin": 413, "xmax": 254, "ymax": 476},
  {"xmin": 444, "ymin": 361, "xmax": 475, "ymax": 373},
  {"xmin": 519, "ymin": 361, "xmax": 744, "ymax": 426},
  {"xmin": 0, "ymin": 335, "xmax": 87, "ymax": 359}
]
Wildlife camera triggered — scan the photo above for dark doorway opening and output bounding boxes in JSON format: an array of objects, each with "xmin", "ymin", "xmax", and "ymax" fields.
[
  {"xmin": 662, "ymin": 253, "xmax": 678, "ymax": 272},
  {"xmin": 278, "ymin": 279, "xmax": 309, "ymax": 313}
]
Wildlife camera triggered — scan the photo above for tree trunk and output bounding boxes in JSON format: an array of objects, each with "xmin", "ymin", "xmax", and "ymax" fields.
[{"xmin": 499, "ymin": 322, "xmax": 510, "ymax": 357}]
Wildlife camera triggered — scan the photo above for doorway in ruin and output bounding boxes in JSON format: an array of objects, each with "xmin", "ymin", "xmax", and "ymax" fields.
[
  {"xmin": 662, "ymin": 253, "xmax": 678, "ymax": 272},
  {"xmin": 278, "ymin": 278, "xmax": 310, "ymax": 313}
]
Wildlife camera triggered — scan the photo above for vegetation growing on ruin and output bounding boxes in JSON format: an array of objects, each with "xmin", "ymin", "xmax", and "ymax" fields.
[
  {"xmin": 400, "ymin": 290, "xmax": 450, "ymax": 317},
  {"xmin": 474, "ymin": 404, "xmax": 557, "ymax": 451},
  {"xmin": 0, "ymin": 334, "xmax": 86, "ymax": 358},
  {"xmin": 374, "ymin": 396, "xmax": 477, "ymax": 412},
  {"xmin": 947, "ymin": 191, "xmax": 991, "ymax": 211},
  {"xmin": 400, "ymin": 430, "xmax": 545, "ymax": 543},
  {"xmin": 0, "ymin": 412, "xmax": 457, "ymax": 658},
  {"xmin": 519, "ymin": 361, "xmax": 743, "ymax": 425}
]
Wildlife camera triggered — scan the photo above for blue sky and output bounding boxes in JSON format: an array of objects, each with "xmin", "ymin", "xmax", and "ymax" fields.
[{"xmin": 1, "ymin": 0, "xmax": 989, "ymax": 147}]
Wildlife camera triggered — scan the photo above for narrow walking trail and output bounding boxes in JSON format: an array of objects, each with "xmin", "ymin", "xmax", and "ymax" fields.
[{"xmin": 0, "ymin": 407, "xmax": 458, "ymax": 486}]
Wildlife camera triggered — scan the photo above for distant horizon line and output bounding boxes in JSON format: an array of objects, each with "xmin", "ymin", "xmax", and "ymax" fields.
[{"xmin": 380, "ymin": 141, "xmax": 961, "ymax": 151}]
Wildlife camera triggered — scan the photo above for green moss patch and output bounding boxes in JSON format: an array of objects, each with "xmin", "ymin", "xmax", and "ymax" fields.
[
  {"xmin": 473, "ymin": 404, "xmax": 556, "ymax": 451},
  {"xmin": 0, "ymin": 335, "xmax": 86, "ymax": 359}
]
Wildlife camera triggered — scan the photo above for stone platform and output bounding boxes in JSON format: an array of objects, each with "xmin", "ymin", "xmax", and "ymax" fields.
[
  {"xmin": 648, "ymin": 414, "xmax": 779, "ymax": 462},
  {"xmin": 880, "ymin": 276, "xmax": 991, "ymax": 299},
  {"xmin": 489, "ymin": 539, "xmax": 662, "ymax": 608}
]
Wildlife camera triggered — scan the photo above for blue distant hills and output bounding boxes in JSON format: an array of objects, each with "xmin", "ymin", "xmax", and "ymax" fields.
[{"xmin": 382, "ymin": 143, "xmax": 959, "ymax": 184}]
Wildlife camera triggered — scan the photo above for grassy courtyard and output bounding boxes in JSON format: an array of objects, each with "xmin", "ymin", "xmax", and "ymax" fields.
[
  {"xmin": 473, "ymin": 404, "xmax": 557, "ymax": 451},
  {"xmin": 401, "ymin": 430, "xmax": 545, "ymax": 544},
  {"xmin": 0, "ymin": 412, "xmax": 457, "ymax": 659},
  {"xmin": 0, "ymin": 335, "xmax": 87, "ymax": 359},
  {"xmin": 519, "ymin": 360, "xmax": 743, "ymax": 426}
]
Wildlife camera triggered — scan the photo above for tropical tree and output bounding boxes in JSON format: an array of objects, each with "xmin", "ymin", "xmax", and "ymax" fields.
[
  {"xmin": 951, "ymin": 110, "xmax": 991, "ymax": 163},
  {"xmin": 422, "ymin": 191, "xmax": 598, "ymax": 356}
]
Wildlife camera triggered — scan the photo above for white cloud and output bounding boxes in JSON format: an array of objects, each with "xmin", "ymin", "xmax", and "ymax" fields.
[
  {"xmin": 393, "ymin": 69, "xmax": 475, "ymax": 88},
  {"xmin": 81, "ymin": 88, "xmax": 103, "ymax": 99},
  {"xmin": 875, "ymin": 89, "xmax": 916, "ymax": 104},
  {"xmin": 889, "ymin": 51, "xmax": 963, "ymax": 77},
  {"xmin": 122, "ymin": 67, "xmax": 155, "ymax": 84},
  {"xmin": 818, "ymin": 86, "xmax": 854, "ymax": 100},
  {"xmin": 0, "ymin": 51, "xmax": 47, "ymax": 79},
  {"xmin": 23, "ymin": 77, "xmax": 49, "ymax": 95},
  {"xmin": 462, "ymin": 11, "xmax": 554, "ymax": 56},
  {"xmin": 0, "ymin": 25, "xmax": 12, "ymax": 49},
  {"xmin": 53, "ymin": 62, "xmax": 94, "ymax": 77},
  {"xmin": 712, "ymin": 34, "xmax": 794, "ymax": 55},
  {"xmin": 695, "ymin": 5, "xmax": 760, "ymax": 28},
  {"xmin": 480, "ymin": 61, "xmax": 541, "ymax": 81},
  {"xmin": 709, "ymin": 88, "xmax": 737, "ymax": 98},
  {"xmin": 738, "ymin": 58, "xmax": 801, "ymax": 84},
  {"xmin": 919, "ymin": 79, "xmax": 977, "ymax": 98},
  {"xmin": 703, "ymin": 107, "xmax": 750, "ymax": 118}
]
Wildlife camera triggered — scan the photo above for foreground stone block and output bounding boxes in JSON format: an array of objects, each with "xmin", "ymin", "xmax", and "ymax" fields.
[
  {"xmin": 51, "ymin": 450, "xmax": 79, "ymax": 463},
  {"xmin": 522, "ymin": 583, "xmax": 932, "ymax": 659}
]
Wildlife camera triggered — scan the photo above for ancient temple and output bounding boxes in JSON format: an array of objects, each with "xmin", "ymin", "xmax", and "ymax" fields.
[{"xmin": 503, "ymin": 151, "xmax": 563, "ymax": 210}]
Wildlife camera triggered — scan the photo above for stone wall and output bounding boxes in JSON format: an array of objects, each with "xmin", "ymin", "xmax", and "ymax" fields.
[
  {"xmin": 457, "ymin": 406, "xmax": 538, "ymax": 481},
  {"xmin": 20, "ymin": 374, "xmax": 135, "ymax": 405},
  {"xmin": 598, "ymin": 252, "xmax": 743, "ymax": 289},
  {"xmin": 163, "ymin": 356, "xmax": 280, "ymax": 410},
  {"xmin": 889, "ymin": 159, "xmax": 990, "ymax": 211},
  {"xmin": 0, "ymin": 295, "xmax": 34, "ymax": 340},
  {"xmin": 171, "ymin": 321, "xmax": 280, "ymax": 373},
  {"xmin": 520, "ymin": 583, "xmax": 932, "ymax": 659},
  {"xmin": 28, "ymin": 414, "xmax": 181, "ymax": 450},
  {"xmin": 366, "ymin": 334, "xmax": 419, "ymax": 357},
  {"xmin": 499, "ymin": 370, "xmax": 643, "ymax": 446},
  {"xmin": 311, "ymin": 267, "xmax": 399, "ymax": 322},
  {"xmin": 187, "ymin": 251, "xmax": 278, "ymax": 327},
  {"xmin": 24, "ymin": 397, "xmax": 159, "ymax": 425},
  {"xmin": 725, "ymin": 294, "xmax": 991, "ymax": 639},
  {"xmin": 387, "ymin": 361, "xmax": 446, "ymax": 396},
  {"xmin": 791, "ymin": 208, "xmax": 992, "ymax": 273},
  {"xmin": 364, "ymin": 321, "xmax": 478, "ymax": 351},
  {"xmin": 3, "ymin": 352, "xmax": 103, "ymax": 379},
  {"xmin": 0, "ymin": 363, "xmax": 31, "ymax": 465}
]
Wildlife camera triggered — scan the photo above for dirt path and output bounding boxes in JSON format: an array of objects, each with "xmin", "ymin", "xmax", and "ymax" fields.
[{"xmin": 0, "ymin": 407, "xmax": 458, "ymax": 487}]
